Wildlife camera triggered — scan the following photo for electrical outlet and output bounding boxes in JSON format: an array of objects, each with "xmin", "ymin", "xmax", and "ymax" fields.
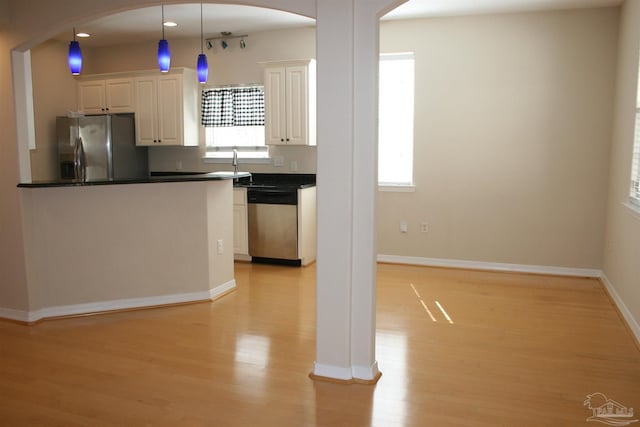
[
  {"xmin": 290, "ymin": 160, "xmax": 298, "ymax": 172},
  {"xmin": 217, "ymin": 239, "xmax": 224, "ymax": 254},
  {"xmin": 420, "ymin": 222, "xmax": 429, "ymax": 233},
  {"xmin": 400, "ymin": 220, "xmax": 408, "ymax": 233},
  {"xmin": 176, "ymin": 160, "xmax": 183, "ymax": 170}
]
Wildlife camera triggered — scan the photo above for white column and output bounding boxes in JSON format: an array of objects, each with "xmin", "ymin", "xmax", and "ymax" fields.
[{"xmin": 314, "ymin": 0, "xmax": 406, "ymax": 382}]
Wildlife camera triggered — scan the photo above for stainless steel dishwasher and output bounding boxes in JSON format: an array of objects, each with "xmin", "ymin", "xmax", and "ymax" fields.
[{"xmin": 247, "ymin": 188, "xmax": 299, "ymax": 265}]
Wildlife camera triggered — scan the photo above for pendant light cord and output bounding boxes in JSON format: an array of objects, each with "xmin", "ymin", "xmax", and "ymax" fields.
[
  {"xmin": 200, "ymin": 3, "xmax": 204, "ymax": 54},
  {"xmin": 161, "ymin": 4, "xmax": 165, "ymax": 39}
]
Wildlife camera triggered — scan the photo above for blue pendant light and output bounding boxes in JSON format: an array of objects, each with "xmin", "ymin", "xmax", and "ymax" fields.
[
  {"xmin": 158, "ymin": 4, "xmax": 171, "ymax": 72},
  {"xmin": 197, "ymin": 3, "xmax": 208, "ymax": 84},
  {"xmin": 68, "ymin": 28, "xmax": 82, "ymax": 75},
  {"xmin": 197, "ymin": 54, "xmax": 208, "ymax": 84}
]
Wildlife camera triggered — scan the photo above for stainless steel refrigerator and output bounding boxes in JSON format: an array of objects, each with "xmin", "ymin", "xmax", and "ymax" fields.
[{"xmin": 57, "ymin": 113, "xmax": 148, "ymax": 182}]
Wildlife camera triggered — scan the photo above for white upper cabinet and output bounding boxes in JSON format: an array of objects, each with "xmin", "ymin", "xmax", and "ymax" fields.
[
  {"xmin": 133, "ymin": 69, "xmax": 198, "ymax": 147},
  {"xmin": 263, "ymin": 59, "xmax": 316, "ymax": 146},
  {"xmin": 78, "ymin": 78, "xmax": 135, "ymax": 114},
  {"xmin": 77, "ymin": 69, "xmax": 198, "ymax": 147}
]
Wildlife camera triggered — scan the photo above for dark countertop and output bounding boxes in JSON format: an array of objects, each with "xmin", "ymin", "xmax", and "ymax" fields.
[
  {"xmin": 233, "ymin": 173, "xmax": 316, "ymax": 189},
  {"xmin": 17, "ymin": 172, "xmax": 251, "ymax": 188}
]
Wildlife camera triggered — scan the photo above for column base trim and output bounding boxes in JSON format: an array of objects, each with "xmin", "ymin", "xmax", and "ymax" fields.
[
  {"xmin": 309, "ymin": 371, "xmax": 382, "ymax": 385},
  {"xmin": 310, "ymin": 361, "xmax": 382, "ymax": 385}
]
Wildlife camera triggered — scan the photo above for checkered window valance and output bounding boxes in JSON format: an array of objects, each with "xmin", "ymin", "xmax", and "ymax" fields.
[{"xmin": 201, "ymin": 86, "xmax": 265, "ymax": 127}]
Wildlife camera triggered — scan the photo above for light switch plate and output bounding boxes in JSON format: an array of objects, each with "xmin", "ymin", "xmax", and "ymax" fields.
[{"xmin": 273, "ymin": 156, "xmax": 284, "ymax": 167}]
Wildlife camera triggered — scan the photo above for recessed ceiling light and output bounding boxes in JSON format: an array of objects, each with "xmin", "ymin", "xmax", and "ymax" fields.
[
  {"xmin": 76, "ymin": 32, "xmax": 91, "ymax": 38},
  {"xmin": 163, "ymin": 21, "xmax": 178, "ymax": 27}
]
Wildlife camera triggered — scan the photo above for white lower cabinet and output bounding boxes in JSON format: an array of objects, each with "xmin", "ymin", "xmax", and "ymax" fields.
[
  {"xmin": 233, "ymin": 188, "xmax": 250, "ymax": 260},
  {"xmin": 297, "ymin": 186, "xmax": 317, "ymax": 266}
]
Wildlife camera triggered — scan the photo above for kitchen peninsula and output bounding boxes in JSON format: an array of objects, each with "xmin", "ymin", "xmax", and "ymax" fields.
[{"xmin": 15, "ymin": 173, "xmax": 247, "ymax": 323}]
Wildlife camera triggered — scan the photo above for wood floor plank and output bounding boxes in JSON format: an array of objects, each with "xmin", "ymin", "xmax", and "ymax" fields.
[{"xmin": 1, "ymin": 262, "xmax": 638, "ymax": 426}]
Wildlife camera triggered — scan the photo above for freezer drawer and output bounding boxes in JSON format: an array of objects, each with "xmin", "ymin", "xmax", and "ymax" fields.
[{"xmin": 248, "ymin": 203, "xmax": 298, "ymax": 260}]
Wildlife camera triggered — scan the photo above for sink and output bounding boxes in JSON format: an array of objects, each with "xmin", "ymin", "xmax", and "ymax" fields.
[{"xmin": 208, "ymin": 171, "xmax": 252, "ymax": 184}]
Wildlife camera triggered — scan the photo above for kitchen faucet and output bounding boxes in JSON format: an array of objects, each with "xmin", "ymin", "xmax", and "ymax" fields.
[{"xmin": 232, "ymin": 148, "xmax": 239, "ymax": 176}]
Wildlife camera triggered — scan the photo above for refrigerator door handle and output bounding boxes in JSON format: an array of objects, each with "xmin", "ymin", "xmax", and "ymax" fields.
[{"xmin": 74, "ymin": 136, "xmax": 86, "ymax": 182}]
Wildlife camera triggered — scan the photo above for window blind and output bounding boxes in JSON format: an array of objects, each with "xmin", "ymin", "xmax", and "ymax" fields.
[
  {"xmin": 631, "ymin": 108, "xmax": 640, "ymax": 206},
  {"xmin": 201, "ymin": 87, "xmax": 264, "ymax": 127}
]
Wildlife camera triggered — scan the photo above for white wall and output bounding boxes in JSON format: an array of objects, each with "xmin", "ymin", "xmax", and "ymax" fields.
[
  {"xmin": 602, "ymin": 0, "xmax": 640, "ymax": 335},
  {"xmin": 377, "ymin": 8, "xmax": 619, "ymax": 270},
  {"xmin": 0, "ymin": 10, "xmax": 30, "ymax": 312},
  {"xmin": 30, "ymin": 40, "xmax": 78, "ymax": 181}
]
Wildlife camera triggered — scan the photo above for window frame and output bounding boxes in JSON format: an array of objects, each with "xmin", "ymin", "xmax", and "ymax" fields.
[{"xmin": 377, "ymin": 52, "xmax": 415, "ymax": 190}]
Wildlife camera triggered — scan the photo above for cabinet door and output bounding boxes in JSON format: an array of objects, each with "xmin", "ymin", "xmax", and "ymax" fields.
[
  {"xmin": 106, "ymin": 78, "xmax": 135, "ymax": 113},
  {"xmin": 134, "ymin": 77, "xmax": 158, "ymax": 146},
  {"xmin": 157, "ymin": 75, "xmax": 183, "ymax": 146},
  {"xmin": 264, "ymin": 67, "xmax": 287, "ymax": 145},
  {"xmin": 233, "ymin": 204, "xmax": 249, "ymax": 255},
  {"xmin": 78, "ymin": 81, "xmax": 106, "ymax": 114},
  {"xmin": 286, "ymin": 65, "xmax": 309, "ymax": 145}
]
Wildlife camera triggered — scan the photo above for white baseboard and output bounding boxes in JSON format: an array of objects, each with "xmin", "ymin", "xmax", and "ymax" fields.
[
  {"xmin": 0, "ymin": 279, "xmax": 236, "ymax": 323},
  {"xmin": 600, "ymin": 274, "xmax": 640, "ymax": 344},
  {"xmin": 377, "ymin": 254, "xmax": 602, "ymax": 278},
  {"xmin": 209, "ymin": 279, "xmax": 236, "ymax": 299},
  {"xmin": 0, "ymin": 307, "xmax": 31, "ymax": 323}
]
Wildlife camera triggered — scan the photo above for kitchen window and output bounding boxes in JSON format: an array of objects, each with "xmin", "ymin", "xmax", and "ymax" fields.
[
  {"xmin": 631, "ymin": 66, "xmax": 640, "ymax": 208},
  {"xmin": 631, "ymin": 109, "xmax": 640, "ymax": 209},
  {"xmin": 378, "ymin": 52, "xmax": 415, "ymax": 190},
  {"xmin": 629, "ymin": 65, "xmax": 640, "ymax": 210},
  {"xmin": 202, "ymin": 86, "xmax": 268, "ymax": 159}
]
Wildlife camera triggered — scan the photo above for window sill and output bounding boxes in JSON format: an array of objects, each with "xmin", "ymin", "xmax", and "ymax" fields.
[
  {"xmin": 378, "ymin": 184, "xmax": 415, "ymax": 193},
  {"xmin": 622, "ymin": 201, "xmax": 640, "ymax": 220},
  {"xmin": 202, "ymin": 156, "xmax": 272, "ymax": 165}
]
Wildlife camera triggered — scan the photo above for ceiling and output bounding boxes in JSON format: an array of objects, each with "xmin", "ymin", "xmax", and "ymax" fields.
[{"xmin": 55, "ymin": 0, "xmax": 624, "ymax": 48}]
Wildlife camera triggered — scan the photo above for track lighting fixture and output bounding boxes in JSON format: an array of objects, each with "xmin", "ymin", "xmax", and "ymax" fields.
[{"xmin": 205, "ymin": 32, "xmax": 249, "ymax": 51}]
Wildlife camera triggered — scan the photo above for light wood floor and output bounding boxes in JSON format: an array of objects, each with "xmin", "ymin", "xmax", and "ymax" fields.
[{"xmin": 1, "ymin": 263, "xmax": 639, "ymax": 426}]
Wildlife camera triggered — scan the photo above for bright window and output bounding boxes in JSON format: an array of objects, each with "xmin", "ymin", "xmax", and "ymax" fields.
[
  {"xmin": 631, "ymin": 62, "xmax": 640, "ymax": 206},
  {"xmin": 202, "ymin": 86, "xmax": 267, "ymax": 158},
  {"xmin": 378, "ymin": 53, "xmax": 415, "ymax": 187},
  {"xmin": 205, "ymin": 126, "xmax": 267, "ymax": 158}
]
